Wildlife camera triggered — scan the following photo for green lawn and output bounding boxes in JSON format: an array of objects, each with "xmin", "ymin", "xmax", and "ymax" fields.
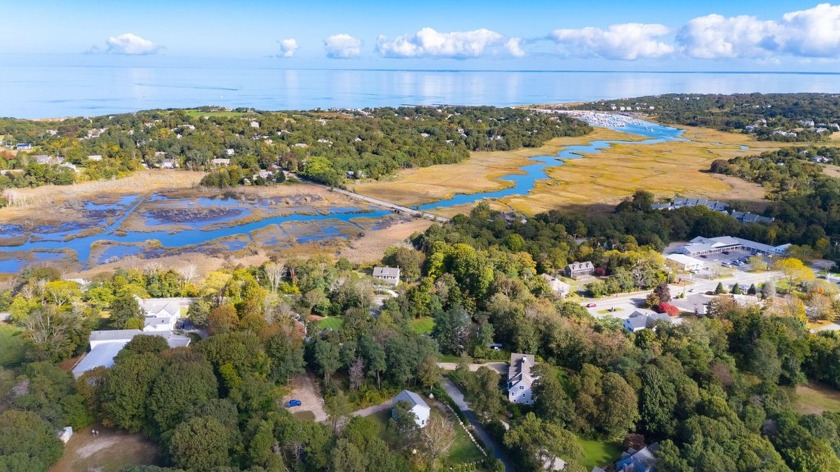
[
  {"xmin": 411, "ymin": 317, "xmax": 435, "ymax": 335},
  {"xmin": 0, "ymin": 323, "xmax": 26, "ymax": 367},
  {"xmin": 317, "ymin": 317, "xmax": 344, "ymax": 330},
  {"xmin": 578, "ymin": 438, "xmax": 622, "ymax": 470},
  {"xmin": 794, "ymin": 383, "xmax": 840, "ymax": 414},
  {"xmin": 442, "ymin": 413, "xmax": 485, "ymax": 466}
]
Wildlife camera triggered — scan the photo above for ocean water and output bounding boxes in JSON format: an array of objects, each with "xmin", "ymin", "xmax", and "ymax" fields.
[{"xmin": 1, "ymin": 55, "xmax": 839, "ymax": 118}]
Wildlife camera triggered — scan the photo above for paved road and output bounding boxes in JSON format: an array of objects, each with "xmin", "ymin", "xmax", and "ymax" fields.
[
  {"xmin": 437, "ymin": 362, "xmax": 508, "ymax": 375},
  {"xmin": 442, "ymin": 379, "xmax": 513, "ymax": 472},
  {"xmin": 583, "ymin": 270, "xmax": 782, "ymax": 319},
  {"xmin": 289, "ymin": 172, "xmax": 449, "ymax": 223}
]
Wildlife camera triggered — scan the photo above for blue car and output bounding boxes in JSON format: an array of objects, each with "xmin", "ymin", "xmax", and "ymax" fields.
[{"xmin": 285, "ymin": 399, "xmax": 302, "ymax": 408}]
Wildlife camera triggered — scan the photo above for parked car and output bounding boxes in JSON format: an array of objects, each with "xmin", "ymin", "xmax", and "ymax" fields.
[
  {"xmin": 586, "ymin": 303, "xmax": 597, "ymax": 308},
  {"xmin": 285, "ymin": 399, "xmax": 302, "ymax": 408}
]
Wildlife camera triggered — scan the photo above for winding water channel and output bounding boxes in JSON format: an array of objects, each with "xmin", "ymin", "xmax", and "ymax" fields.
[{"xmin": 0, "ymin": 117, "xmax": 685, "ymax": 273}]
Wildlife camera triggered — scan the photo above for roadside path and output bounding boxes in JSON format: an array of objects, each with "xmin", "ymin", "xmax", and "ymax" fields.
[
  {"xmin": 436, "ymin": 361, "xmax": 508, "ymax": 375},
  {"xmin": 288, "ymin": 172, "xmax": 449, "ymax": 223},
  {"xmin": 442, "ymin": 379, "xmax": 513, "ymax": 472},
  {"xmin": 349, "ymin": 401, "xmax": 392, "ymax": 418}
]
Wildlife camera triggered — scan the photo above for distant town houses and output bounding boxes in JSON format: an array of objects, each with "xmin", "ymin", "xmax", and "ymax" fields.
[
  {"xmin": 160, "ymin": 158, "xmax": 178, "ymax": 169},
  {"xmin": 652, "ymin": 197, "xmax": 773, "ymax": 224},
  {"xmin": 623, "ymin": 311, "xmax": 681, "ymax": 333},
  {"xmin": 211, "ymin": 158, "xmax": 231, "ymax": 166},
  {"xmin": 373, "ymin": 266, "xmax": 400, "ymax": 286},
  {"xmin": 677, "ymin": 236, "xmax": 790, "ymax": 258},
  {"xmin": 564, "ymin": 261, "xmax": 595, "ymax": 279},
  {"xmin": 391, "ymin": 390, "xmax": 430, "ymax": 428},
  {"xmin": 15, "ymin": 143, "xmax": 32, "ymax": 151},
  {"xmin": 507, "ymin": 353, "xmax": 537, "ymax": 404}
]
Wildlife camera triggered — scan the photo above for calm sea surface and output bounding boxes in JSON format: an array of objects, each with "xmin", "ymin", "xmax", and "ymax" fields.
[{"xmin": 1, "ymin": 56, "xmax": 839, "ymax": 118}]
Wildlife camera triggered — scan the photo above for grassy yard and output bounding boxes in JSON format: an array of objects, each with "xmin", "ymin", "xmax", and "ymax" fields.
[
  {"xmin": 317, "ymin": 316, "xmax": 344, "ymax": 330},
  {"xmin": 443, "ymin": 419, "xmax": 486, "ymax": 466},
  {"xmin": 794, "ymin": 383, "xmax": 840, "ymax": 415},
  {"xmin": 0, "ymin": 323, "xmax": 26, "ymax": 367},
  {"xmin": 51, "ymin": 428, "xmax": 159, "ymax": 472},
  {"xmin": 578, "ymin": 438, "xmax": 622, "ymax": 470},
  {"xmin": 411, "ymin": 317, "xmax": 435, "ymax": 335}
]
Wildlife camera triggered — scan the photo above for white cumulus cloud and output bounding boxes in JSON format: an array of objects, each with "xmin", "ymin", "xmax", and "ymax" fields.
[
  {"xmin": 777, "ymin": 3, "xmax": 840, "ymax": 57},
  {"xmin": 324, "ymin": 34, "xmax": 362, "ymax": 59},
  {"xmin": 678, "ymin": 3, "xmax": 840, "ymax": 59},
  {"xmin": 550, "ymin": 23, "xmax": 674, "ymax": 60},
  {"xmin": 277, "ymin": 38, "xmax": 298, "ymax": 58},
  {"xmin": 376, "ymin": 27, "xmax": 513, "ymax": 59},
  {"xmin": 677, "ymin": 14, "xmax": 778, "ymax": 59},
  {"xmin": 505, "ymin": 37, "xmax": 525, "ymax": 58},
  {"xmin": 102, "ymin": 33, "xmax": 162, "ymax": 55}
]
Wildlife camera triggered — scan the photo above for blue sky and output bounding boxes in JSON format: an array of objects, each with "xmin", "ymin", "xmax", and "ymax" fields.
[{"xmin": 3, "ymin": 1, "xmax": 840, "ymax": 70}]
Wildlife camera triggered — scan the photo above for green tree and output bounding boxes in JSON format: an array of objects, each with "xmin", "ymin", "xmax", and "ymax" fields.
[
  {"xmin": 148, "ymin": 359, "xmax": 219, "ymax": 434},
  {"xmin": 109, "ymin": 293, "xmax": 144, "ymax": 329},
  {"xmin": 100, "ymin": 353, "xmax": 164, "ymax": 432},
  {"xmin": 504, "ymin": 413, "xmax": 585, "ymax": 472},
  {"xmin": 714, "ymin": 282, "xmax": 727, "ymax": 294},
  {"xmin": 465, "ymin": 367, "xmax": 503, "ymax": 422},
  {"xmin": 265, "ymin": 334, "xmax": 305, "ymax": 384},
  {"xmin": 168, "ymin": 416, "xmax": 235, "ymax": 471},
  {"xmin": 314, "ymin": 338, "xmax": 341, "ymax": 387},
  {"xmin": 0, "ymin": 410, "xmax": 64, "ymax": 472},
  {"xmin": 532, "ymin": 364, "xmax": 574, "ymax": 428}
]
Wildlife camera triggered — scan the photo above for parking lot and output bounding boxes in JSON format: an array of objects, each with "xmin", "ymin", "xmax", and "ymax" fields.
[{"xmin": 694, "ymin": 249, "xmax": 774, "ymax": 270}]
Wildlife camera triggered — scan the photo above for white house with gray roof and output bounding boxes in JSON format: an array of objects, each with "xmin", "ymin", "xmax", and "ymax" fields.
[
  {"xmin": 623, "ymin": 311, "xmax": 681, "ymax": 333},
  {"xmin": 373, "ymin": 267, "xmax": 401, "ymax": 286},
  {"xmin": 508, "ymin": 353, "xmax": 537, "ymax": 404},
  {"xmin": 392, "ymin": 390, "xmax": 430, "ymax": 428}
]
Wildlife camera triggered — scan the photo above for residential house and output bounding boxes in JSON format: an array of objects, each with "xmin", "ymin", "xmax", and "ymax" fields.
[
  {"xmin": 508, "ymin": 353, "xmax": 537, "ymax": 404},
  {"xmin": 211, "ymin": 158, "xmax": 231, "ymax": 167},
  {"xmin": 33, "ymin": 155, "xmax": 63, "ymax": 165},
  {"xmin": 665, "ymin": 254, "xmax": 705, "ymax": 272},
  {"xmin": 623, "ymin": 312, "xmax": 680, "ymax": 333},
  {"xmin": 87, "ymin": 154, "xmax": 103, "ymax": 161},
  {"xmin": 564, "ymin": 261, "xmax": 595, "ymax": 279},
  {"xmin": 541, "ymin": 274, "xmax": 571, "ymax": 298},
  {"xmin": 15, "ymin": 143, "xmax": 32, "ymax": 151},
  {"xmin": 160, "ymin": 158, "xmax": 177, "ymax": 169},
  {"xmin": 373, "ymin": 267, "xmax": 401, "ymax": 286},
  {"xmin": 392, "ymin": 390, "xmax": 431, "ymax": 428},
  {"xmin": 615, "ymin": 442, "xmax": 660, "ymax": 472},
  {"xmin": 137, "ymin": 296, "xmax": 189, "ymax": 333},
  {"xmin": 75, "ymin": 330, "xmax": 191, "ymax": 378}
]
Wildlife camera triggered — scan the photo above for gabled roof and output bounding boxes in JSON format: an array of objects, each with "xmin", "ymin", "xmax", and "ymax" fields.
[
  {"xmin": 140, "ymin": 298, "xmax": 181, "ymax": 318},
  {"xmin": 393, "ymin": 390, "xmax": 429, "ymax": 410},
  {"xmin": 566, "ymin": 261, "xmax": 594, "ymax": 270},
  {"xmin": 373, "ymin": 267, "xmax": 400, "ymax": 278},
  {"xmin": 72, "ymin": 342, "xmax": 125, "ymax": 377},
  {"xmin": 508, "ymin": 353, "xmax": 535, "ymax": 384}
]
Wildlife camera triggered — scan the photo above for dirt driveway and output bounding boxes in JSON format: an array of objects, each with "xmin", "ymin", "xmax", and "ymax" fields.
[{"xmin": 282, "ymin": 374, "xmax": 328, "ymax": 423}]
